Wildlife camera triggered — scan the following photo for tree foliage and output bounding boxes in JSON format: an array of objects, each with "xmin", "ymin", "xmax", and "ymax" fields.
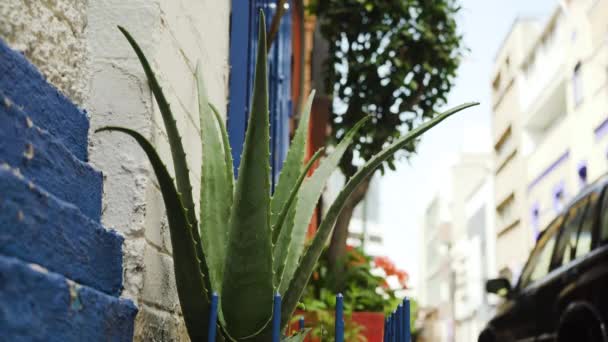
[{"xmin": 314, "ymin": 0, "xmax": 464, "ymax": 177}]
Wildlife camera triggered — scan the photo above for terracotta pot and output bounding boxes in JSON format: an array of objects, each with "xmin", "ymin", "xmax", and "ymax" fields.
[
  {"xmin": 288, "ymin": 310, "xmax": 385, "ymax": 342},
  {"xmin": 351, "ymin": 311, "xmax": 385, "ymax": 342}
]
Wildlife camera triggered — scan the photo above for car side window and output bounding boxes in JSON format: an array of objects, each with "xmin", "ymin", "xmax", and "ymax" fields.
[
  {"xmin": 553, "ymin": 197, "xmax": 589, "ymax": 267},
  {"xmin": 576, "ymin": 192, "xmax": 599, "ymax": 258},
  {"xmin": 601, "ymin": 188, "xmax": 608, "ymax": 244},
  {"xmin": 519, "ymin": 216, "xmax": 563, "ymax": 288}
]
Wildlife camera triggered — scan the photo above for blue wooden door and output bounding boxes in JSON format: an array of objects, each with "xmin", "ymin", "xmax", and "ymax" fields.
[{"xmin": 228, "ymin": 0, "xmax": 292, "ymax": 190}]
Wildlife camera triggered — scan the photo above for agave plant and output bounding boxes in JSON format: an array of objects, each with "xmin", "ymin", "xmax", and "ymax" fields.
[{"xmin": 98, "ymin": 12, "xmax": 476, "ymax": 342}]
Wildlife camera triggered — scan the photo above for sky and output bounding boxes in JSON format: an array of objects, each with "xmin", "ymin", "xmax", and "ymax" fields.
[{"xmin": 376, "ymin": 0, "xmax": 558, "ymax": 290}]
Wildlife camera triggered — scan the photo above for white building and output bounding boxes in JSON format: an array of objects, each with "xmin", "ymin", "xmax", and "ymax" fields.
[
  {"xmin": 418, "ymin": 154, "xmax": 493, "ymax": 342},
  {"xmin": 491, "ymin": 0, "xmax": 608, "ymax": 279},
  {"xmin": 452, "ymin": 174, "xmax": 497, "ymax": 342}
]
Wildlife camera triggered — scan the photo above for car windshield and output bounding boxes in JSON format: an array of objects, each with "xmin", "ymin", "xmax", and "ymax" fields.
[{"xmin": 517, "ymin": 214, "xmax": 563, "ymax": 289}]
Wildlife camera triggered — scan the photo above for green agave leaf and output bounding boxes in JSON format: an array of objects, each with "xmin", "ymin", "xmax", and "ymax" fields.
[
  {"xmin": 196, "ymin": 62, "xmax": 234, "ymax": 296},
  {"xmin": 272, "ymin": 147, "xmax": 324, "ymax": 285},
  {"xmin": 281, "ymin": 102, "xmax": 479, "ymax": 327},
  {"xmin": 276, "ymin": 116, "xmax": 370, "ymax": 295},
  {"xmin": 209, "ymin": 103, "xmax": 235, "ymax": 192},
  {"xmin": 96, "ymin": 127, "xmax": 210, "ymax": 340},
  {"xmin": 118, "ymin": 27, "xmax": 208, "ymax": 289},
  {"xmin": 221, "ymin": 12, "xmax": 274, "ymax": 339},
  {"xmin": 271, "ymin": 90, "xmax": 316, "ymax": 244}
]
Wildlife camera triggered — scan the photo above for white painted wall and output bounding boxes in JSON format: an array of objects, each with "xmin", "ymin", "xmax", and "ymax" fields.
[{"xmin": 1, "ymin": 1, "xmax": 231, "ymax": 340}]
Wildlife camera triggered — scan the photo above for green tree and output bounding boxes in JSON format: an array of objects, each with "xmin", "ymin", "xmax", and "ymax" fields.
[{"xmin": 313, "ymin": 0, "xmax": 465, "ymax": 285}]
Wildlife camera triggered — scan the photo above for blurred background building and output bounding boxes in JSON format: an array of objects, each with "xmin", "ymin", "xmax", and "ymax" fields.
[
  {"xmin": 492, "ymin": 0, "xmax": 608, "ymax": 282},
  {"xmin": 417, "ymin": 0, "xmax": 608, "ymax": 341},
  {"xmin": 347, "ymin": 178, "xmax": 386, "ymax": 256}
]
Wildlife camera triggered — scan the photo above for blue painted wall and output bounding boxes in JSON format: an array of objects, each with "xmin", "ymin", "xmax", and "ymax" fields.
[{"xmin": 0, "ymin": 39, "xmax": 136, "ymax": 340}]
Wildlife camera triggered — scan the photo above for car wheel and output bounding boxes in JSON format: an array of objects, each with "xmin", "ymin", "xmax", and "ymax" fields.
[
  {"xmin": 478, "ymin": 329, "xmax": 495, "ymax": 342},
  {"xmin": 557, "ymin": 307, "xmax": 608, "ymax": 342}
]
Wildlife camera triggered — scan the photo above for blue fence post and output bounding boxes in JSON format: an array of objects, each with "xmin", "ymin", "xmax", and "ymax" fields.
[
  {"xmin": 388, "ymin": 313, "xmax": 392, "ymax": 342},
  {"xmin": 384, "ymin": 317, "xmax": 390, "ymax": 342},
  {"xmin": 404, "ymin": 298, "xmax": 411, "ymax": 342},
  {"xmin": 335, "ymin": 293, "xmax": 344, "ymax": 342},
  {"xmin": 299, "ymin": 316, "xmax": 305, "ymax": 331},
  {"xmin": 391, "ymin": 311, "xmax": 397, "ymax": 342},
  {"xmin": 208, "ymin": 293, "xmax": 218, "ymax": 342},
  {"xmin": 272, "ymin": 292, "xmax": 282, "ymax": 342},
  {"xmin": 395, "ymin": 304, "xmax": 403, "ymax": 342}
]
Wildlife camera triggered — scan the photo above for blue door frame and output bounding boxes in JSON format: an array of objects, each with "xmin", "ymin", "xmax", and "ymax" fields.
[{"xmin": 227, "ymin": 0, "xmax": 292, "ymax": 189}]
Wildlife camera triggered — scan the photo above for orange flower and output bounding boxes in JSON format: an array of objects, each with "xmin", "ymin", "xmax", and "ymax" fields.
[{"xmin": 396, "ymin": 270, "xmax": 409, "ymax": 288}]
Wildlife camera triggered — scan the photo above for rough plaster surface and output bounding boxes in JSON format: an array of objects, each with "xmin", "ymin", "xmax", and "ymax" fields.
[
  {"xmin": 1, "ymin": 0, "xmax": 231, "ymax": 340},
  {"xmin": 0, "ymin": 0, "xmax": 89, "ymax": 105},
  {"xmin": 87, "ymin": 0, "xmax": 231, "ymax": 340}
]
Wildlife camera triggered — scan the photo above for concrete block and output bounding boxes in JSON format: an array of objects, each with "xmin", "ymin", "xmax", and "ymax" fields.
[
  {"xmin": 0, "ymin": 167, "xmax": 123, "ymax": 295},
  {"xmin": 0, "ymin": 92, "xmax": 102, "ymax": 221},
  {"xmin": 0, "ymin": 254, "xmax": 137, "ymax": 342},
  {"xmin": 0, "ymin": 38, "xmax": 88, "ymax": 161}
]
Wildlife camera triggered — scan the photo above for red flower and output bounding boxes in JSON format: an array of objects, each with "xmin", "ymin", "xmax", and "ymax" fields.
[
  {"xmin": 396, "ymin": 270, "xmax": 409, "ymax": 288},
  {"xmin": 374, "ymin": 256, "xmax": 410, "ymax": 288}
]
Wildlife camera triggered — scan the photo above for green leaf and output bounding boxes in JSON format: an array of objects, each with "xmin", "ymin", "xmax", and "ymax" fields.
[
  {"xmin": 96, "ymin": 127, "xmax": 210, "ymax": 340},
  {"xmin": 118, "ymin": 26, "xmax": 208, "ymax": 289},
  {"xmin": 281, "ymin": 102, "xmax": 478, "ymax": 327},
  {"xmin": 221, "ymin": 12, "xmax": 274, "ymax": 339},
  {"xmin": 272, "ymin": 147, "xmax": 325, "ymax": 285},
  {"xmin": 209, "ymin": 103, "xmax": 235, "ymax": 193},
  {"xmin": 271, "ymin": 90, "xmax": 316, "ymax": 244},
  {"xmin": 196, "ymin": 62, "xmax": 234, "ymax": 296},
  {"xmin": 276, "ymin": 117, "xmax": 370, "ymax": 295}
]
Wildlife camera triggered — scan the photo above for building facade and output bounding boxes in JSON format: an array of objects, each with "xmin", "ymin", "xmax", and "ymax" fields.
[
  {"xmin": 491, "ymin": 0, "xmax": 608, "ymax": 281},
  {"xmin": 453, "ymin": 174, "xmax": 497, "ymax": 342},
  {"xmin": 419, "ymin": 194, "xmax": 454, "ymax": 342},
  {"xmin": 418, "ymin": 154, "xmax": 493, "ymax": 342},
  {"xmin": 346, "ymin": 175, "xmax": 386, "ymax": 256}
]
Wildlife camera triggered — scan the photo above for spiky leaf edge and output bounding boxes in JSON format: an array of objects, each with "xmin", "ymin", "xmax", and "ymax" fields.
[
  {"xmin": 96, "ymin": 127, "xmax": 210, "ymax": 340},
  {"xmin": 221, "ymin": 11, "xmax": 275, "ymax": 339},
  {"xmin": 196, "ymin": 62, "xmax": 234, "ymax": 299},
  {"xmin": 280, "ymin": 102, "xmax": 479, "ymax": 327},
  {"xmin": 118, "ymin": 26, "xmax": 210, "ymax": 292},
  {"xmin": 271, "ymin": 90, "xmax": 316, "ymax": 243},
  {"xmin": 275, "ymin": 117, "xmax": 370, "ymax": 295}
]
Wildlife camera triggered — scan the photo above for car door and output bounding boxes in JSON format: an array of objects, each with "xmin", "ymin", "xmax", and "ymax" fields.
[
  {"xmin": 501, "ymin": 216, "xmax": 563, "ymax": 341},
  {"xmin": 574, "ymin": 187, "xmax": 608, "ymax": 330},
  {"xmin": 533, "ymin": 194, "xmax": 592, "ymax": 340}
]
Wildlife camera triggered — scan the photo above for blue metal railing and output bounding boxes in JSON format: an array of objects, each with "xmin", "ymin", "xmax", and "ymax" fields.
[{"xmin": 205, "ymin": 293, "xmax": 412, "ymax": 341}]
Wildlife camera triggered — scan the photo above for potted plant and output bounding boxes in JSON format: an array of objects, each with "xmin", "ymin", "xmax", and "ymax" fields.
[
  {"xmin": 292, "ymin": 247, "xmax": 410, "ymax": 341},
  {"xmin": 97, "ymin": 11, "xmax": 475, "ymax": 342}
]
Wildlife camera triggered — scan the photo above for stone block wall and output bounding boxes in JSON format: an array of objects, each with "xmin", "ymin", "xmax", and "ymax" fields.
[{"xmin": 0, "ymin": 1, "xmax": 231, "ymax": 340}]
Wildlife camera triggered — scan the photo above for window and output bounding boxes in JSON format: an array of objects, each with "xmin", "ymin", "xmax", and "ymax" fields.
[
  {"xmin": 496, "ymin": 193, "xmax": 517, "ymax": 230},
  {"xmin": 531, "ymin": 202, "xmax": 540, "ymax": 239},
  {"xmin": 578, "ymin": 162, "xmax": 588, "ymax": 188},
  {"xmin": 492, "ymin": 72, "xmax": 501, "ymax": 91},
  {"xmin": 600, "ymin": 188, "xmax": 608, "ymax": 244},
  {"xmin": 553, "ymin": 197, "xmax": 589, "ymax": 267},
  {"xmin": 519, "ymin": 216, "xmax": 563, "ymax": 288},
  {"xmin": 576, "ymin": 193, "xmax": 599, "ymax": 257},
  {"xmin": 553, "ymin": 183, "xmax": 567, "ymax": 213},
  {"xmin": 573, "ymin": 62, "xmax": 583, "ymax": 106}
]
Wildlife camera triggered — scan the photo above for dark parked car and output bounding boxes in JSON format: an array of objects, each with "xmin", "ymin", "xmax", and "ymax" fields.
[{"xmin": 479, "ymin": 176, "xmax": 608, "ymax": 342}]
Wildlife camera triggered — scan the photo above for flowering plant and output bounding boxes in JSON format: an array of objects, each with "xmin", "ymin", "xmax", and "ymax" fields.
[{"xmin": 373, "ymin": 256, "xmax": 409, "ymax": 289}]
